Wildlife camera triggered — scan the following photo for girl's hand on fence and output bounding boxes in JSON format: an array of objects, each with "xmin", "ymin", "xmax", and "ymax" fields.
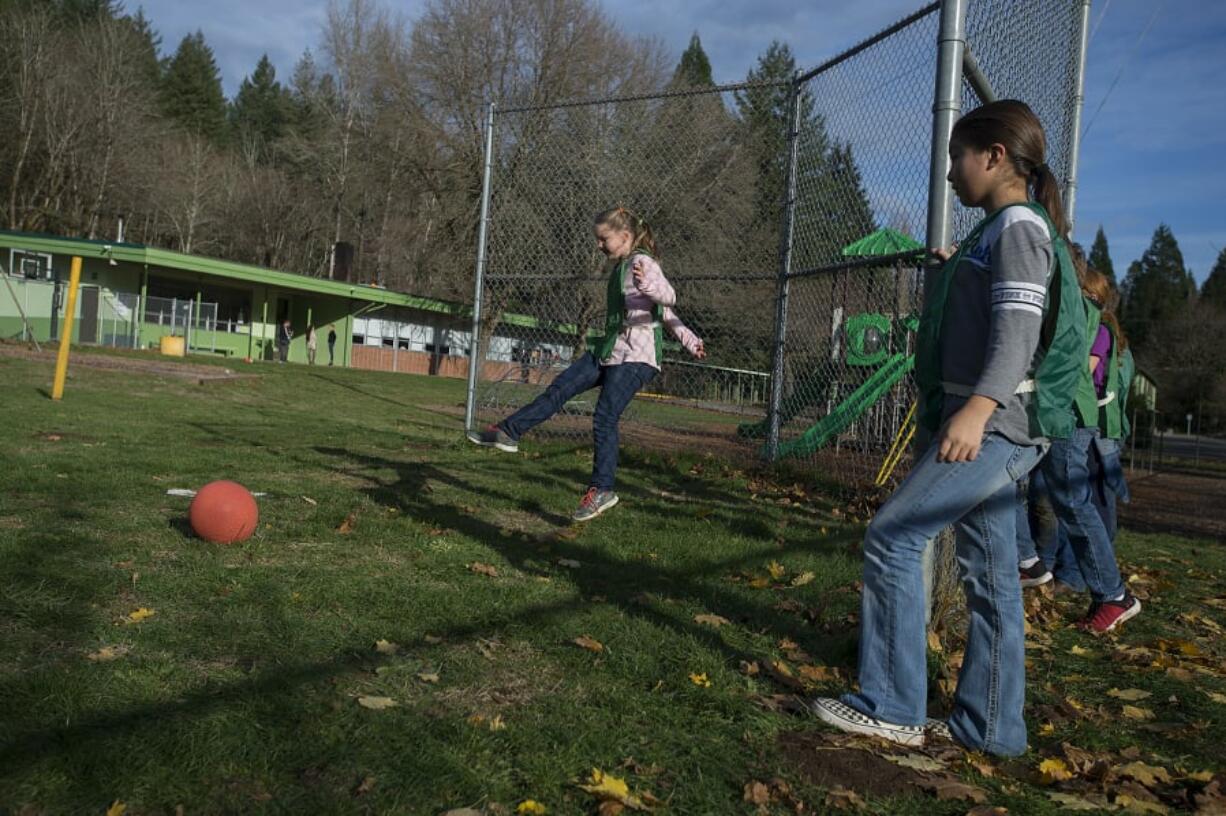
[
  {"xmin": 936, "ymin": 395, "xmax": 996, "ymax": 463},
  {"xmin": 929, "ymin": 243, "xmax": 958, "ymax": 263},
  {"xmin": 692, "ymin": 340, "xmax": 706, "ymax": 360}
]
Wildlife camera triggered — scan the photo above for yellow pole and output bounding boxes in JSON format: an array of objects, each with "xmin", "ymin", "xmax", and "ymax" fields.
[{"xmin": 51, "ymin": 256, "xmax": 83, "ymax": 400}]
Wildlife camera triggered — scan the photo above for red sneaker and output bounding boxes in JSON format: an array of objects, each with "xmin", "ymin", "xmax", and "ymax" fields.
[{"xmin": 1076, "ymin": 593, "xmax": 1141, "ymax": 633}]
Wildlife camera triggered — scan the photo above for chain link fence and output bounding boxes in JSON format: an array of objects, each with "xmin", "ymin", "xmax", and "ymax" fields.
[{"xmin": 467, "ymin": 0, "xmax": 1090, "ymax": 491}]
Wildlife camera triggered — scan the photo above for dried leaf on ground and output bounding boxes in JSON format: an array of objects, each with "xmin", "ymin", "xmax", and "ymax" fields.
[
  {"xmin": 337, "ymin": 511, "xmax": 358, "ymax": 533},
  {"xmin": 743, "ymin": 781, "xmax": 771, "ymax": 806},
  {"xmin": 888, "ymin": 753, "xmax": 946, "ymax": 772},
  {"xmin": 357, "ymin": 696, "xmax": 397, "ymax": 710},
  {"xmin": 739, "ymin": 661, "xmax": 760, "ymax": 676},
  {"xmin": 922, "ymin": 776, "xmax": 988, "ymax": 803},
  {"xmin": 301, "ymin": 496, "xmax": 317, "ymax": 505},
  {"xmin": 557, "ymin": 558, "xmax": 581, "ymax": 569},
  {"xmin": 791, "ymin": 571, "xmax": 816, "ymax": 587},
  {"xmin": 441, "ymin": 809, "xmax": 483, "ymax": 816},
  {"xmin": 576, "ymin": 769, "xmax": 652, "ymax": 811},
  {"xmin": 693, "ymin": 613, "xmax": 730, "ymax": 627},
  {"xmin": 1069, "ymin": 645, "xmax": 1090, "ymax": 656},
  {"xmin": 374, "ymin": 639, "xmax": 398, "ymax": 655},
  {"xmin": 967, "ymin": 808, "xmax": 1009, "ymax": 816},
  {"xmin": 1116, "ymin": 761, "xmax": 1173, "ymax": 788},
  {"xmin": 353, "ymin": 775, "xmax": 376, "ymax": 796},
  {"xmin": 573, "ymin": 635, "xmax": 604, "ymax": 653},
  {"xmin": 797, "ymin": 664, "xmax": 840, "ymax": 683},
  {"xmin": 516, "ymin": 801, "xmax": 547, "ymax": 815},
  {"xmin": 1047, "ymin": 791, "xmax": 1102, "ymax": 811},
  {"xmin": 417, "ymin": 671, "xmax": 440, "ymax": 683},
  {"xmin": 87, "ymin": 644, "xmax": 130, "ymax": 662},
  {"xmin": 1039, "ymin": 758, "xmax": 1073, "ymax": 784},
  {"xmin": 468, "ymin": 562, "xmax": 498, "ymax": 577},
  {"xmin": 767, "ymin": 560, "xmax": 786, "ymax": 579},
  {"xmin": 106, "ymin": 802, "xmax": 127, "ymax": 816},
  {"xmin": 124, "ymin": 607, "xmax": 155, "ymax": 624},
  {"xmin": 689, "ymin": 672, "xmax": 712, "ymax": 688},
  {"xmin": 1122, "ymin": 705, "xmax": 1155, "ymax": 720},
  {"xmin": 824, "ymin": 786, "xmax": 866, "ymax": 810},
  {"xmin": 1108, "ymin": 688, "xmax": 1153, "ymax": 701},
  {"xmin": 1114, "ymin": 793, "xmax": 1170, "ymax": 814},
  {"xmin": 1205, "ymin": 691, "xmax": 1226, "ymax": 705}
]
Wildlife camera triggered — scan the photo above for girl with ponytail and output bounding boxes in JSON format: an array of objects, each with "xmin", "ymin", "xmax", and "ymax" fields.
[{"xmin": 468, "ymin": 206, "xmax": 705, "ymax": 522}]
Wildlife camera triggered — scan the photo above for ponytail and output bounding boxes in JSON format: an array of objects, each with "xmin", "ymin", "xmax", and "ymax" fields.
[
  {"xmin": 1030, "ymin": 163, "xmax": 1069, "ymax": 240},
  {"xmin": 595, "ymin": 206, "xmax": 657, "ymax": 257}
]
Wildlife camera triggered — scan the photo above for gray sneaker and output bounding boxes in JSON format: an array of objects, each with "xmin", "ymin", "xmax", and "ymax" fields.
[
  {"xmin": 573, "ymin": 487, "xmax": 619, "ymax": 522},
  {"xmin": 467, "ymin": 425, "xmax": 518, "ymax": 453}
]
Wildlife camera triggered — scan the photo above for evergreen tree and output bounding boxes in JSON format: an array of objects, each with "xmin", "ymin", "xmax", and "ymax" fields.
[
  {"xmin": 1201, "ymin": 247, "xmax": 1226, "ymax": 311},
  {"xmin": 1121, "ymin": 223, "xmax": 1196, "ymax": 348},
  {"xmin": 1087, "ymin": 224, "xmax": 1115, "ymax": 283},
  {"xmin": 672, "ymin": 33, "xmax": 713, "ymax": 87},
  {"xmin": 230, "ymin": 54, "xmax": 291, "ymax": 152},
  {"xmin": 160, "ymin": 31, "xmax": 227, "ymax": 142}
]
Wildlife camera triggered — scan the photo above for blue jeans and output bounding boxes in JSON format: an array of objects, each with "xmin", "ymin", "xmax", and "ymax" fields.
[
  {"xmin": 499, "ymin": 353, "xmax": 656, "ymax": 491},
  {"xmin": 843, "ymin": 433, "xmax": 1043, "ymax": 757},
  {"xmin": 1038, "ymin": 427, "xmax": 1125, "ymax": 603}
]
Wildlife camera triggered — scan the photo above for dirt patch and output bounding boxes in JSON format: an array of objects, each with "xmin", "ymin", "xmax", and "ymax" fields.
[
  {"xmin": 777, "ymin": 730, "xmax": 930, "ymax": 797},
  {"xmin": 1120, "ymin": 470, "xmax": 1226, "ymax": 540},
  {"xmin": 0, "ymin": 341, "xmax": 257, "ymax": 383}
]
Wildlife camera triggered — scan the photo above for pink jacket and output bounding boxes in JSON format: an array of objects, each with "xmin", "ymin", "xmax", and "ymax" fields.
[{"xmin": 602, "ymin": 254, "xmax": 702, "ymax": 370}]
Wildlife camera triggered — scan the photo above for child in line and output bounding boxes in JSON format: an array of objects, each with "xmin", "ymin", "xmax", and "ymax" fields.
[
  {"xmin": 808, "ymin": 99, "xmax": 1083, "ymax": 756},
  {"xmin": 468, "ymin": 207, "xmax": 705, "ymax": 521}
]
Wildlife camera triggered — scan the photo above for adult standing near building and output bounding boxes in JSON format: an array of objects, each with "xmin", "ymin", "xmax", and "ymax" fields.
[
  {"xmin": 327, "ymin": 325, "xmax": 338, "ymax": 365},
  {"xmin": 277, "ymin": 319, "xmax": 292, "ymax": 364}
]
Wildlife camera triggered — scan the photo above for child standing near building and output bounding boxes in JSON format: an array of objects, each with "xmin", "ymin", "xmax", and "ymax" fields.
[
  {"xmin": 468, "ymin": 207, "xmax": 705, "ymax": 522},
  {"xmin": 808, "ymin": 100, "xmax": 1086, "ymax": 756}
]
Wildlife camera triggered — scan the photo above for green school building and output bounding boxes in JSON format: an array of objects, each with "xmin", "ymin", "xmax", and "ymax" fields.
[{"xmin": 0, "ymin": 230, "xmax": 575, "ymax": 380}]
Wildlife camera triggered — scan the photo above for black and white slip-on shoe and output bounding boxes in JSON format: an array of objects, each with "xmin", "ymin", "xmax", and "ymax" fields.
[
  {"xmin": 924, "ymin": 717, "xmax": 953, "ymax": 743},
  {"xmin": 807, "ymin": 697, "xmax": 925, "ymax": 747}
]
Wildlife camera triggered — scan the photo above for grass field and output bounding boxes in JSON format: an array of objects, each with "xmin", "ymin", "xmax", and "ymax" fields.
[{"xmin": 1, "ymin": 347, "xmax": 1224, "ymax": 815}]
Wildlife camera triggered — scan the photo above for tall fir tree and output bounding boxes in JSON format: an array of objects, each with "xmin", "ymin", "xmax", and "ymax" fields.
[
  {"xmin": 672, "ymin": 33, "xmax": 713, "ymax": 87},
  {"xmin": 230, "ymin": 54, "xmax": 291, "ymax": 152},
  {"xmin": 1121, "ymin": 223, "xmax": 1196, "ymax": 348},
  {"xmin": 1201, "ymin": 247, "xmax": 1226, "ymax": 311},
  {"xmin": 1087, "ymin": 224, "xmax": 1115, "ymax": 283},
  {"xmin": 160, "ymin": 31, "xmax": 227, "ymax": 143}
]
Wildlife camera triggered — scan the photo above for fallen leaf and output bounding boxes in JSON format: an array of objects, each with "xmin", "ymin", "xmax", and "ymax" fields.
[
  {"xmin": 468, "ymin": 562, "xmax": 498, "ymax": 577},
  {"xmin": 1121, "ymin": 705, "xmax": 1155, "ymax": 721},
  {"xmin": 1069, "ymin": 645, "xmax": 1089, "ymax": 656},
  {"xmin": 1205, "ymin": 691, "xmax": 1226, "ymax": 705},
  {"xmin": 1039, "ymin": 758, "xmax": 1072, "ymax": 784},
  {"xmin": 743, "ymin": 781, "xmax": 771, "ymax": 806},
  {"xmin": 1114, "ymin": 793, "xmax": 1169, "ymax": 814},
  {"xmin": 417, "ymin": 672, "xmax": 440, "ymax": 683},
  {"xmin": 598, "ymin": 802, "xmax": 626, "ymax": 816},
  {"xmin": 576, "ymin": 768, "xmax": 650, "ymax": 811},
  {"xmin": 928, "ymin": 630, "xmax": 943, "ymax": 652},
  {"xmin": 767, "ymin": 560, "xmax": 786, "ymax": 579},
  {"xmin": 302, "ymin": 496, "xmax": 317, "ymax": 505},
  {"xmin": 689, "ymin": 672, "xmax": 712, "ymax": 688},
  {"xmin": 337, "ymin": 511, "xmax": 358, "ymax": 533},
  {"xmin": 797, "ymin": 664, "xmax": 839, "ymax": 683},
  {"xmin": 967, "ymin": 808, "xmax": 1008, "ymax": 816},
  {"xmin": 488, "ymin": 714, "xmax": 507, "ymax": 731},
  {"xmin": 424, "ymin": 634, "xmax": 444, "ymax": 644},
  {"xmin": 557, "ymin": 558, "xmax": 581, "ymax": 569},
  {"xmin": 739, "ymin": 661, "xmax": 760, "ymax": 676},
  {"xmin": 516, "ymin": 801, "xmax": 547, "ymax": 815},
  {"xmin": 125, "ymin": 607, "xmax": 155, "ymax": 624},
  {"xmin": 1116, "ymin": 761, "xmax": 1172, "ymax": 788},
  {"xmin": 1108, "ymin": 688, "xmax": 1152, "ymax": 701},
  {"xmin": 441, "ymin": 809, "xmax": 483, "ymax": 816},
  {"xmin": 922, "ymin": 776, "xmax": 987, "ymax": 803},
  {"xmin": 1046, "ymin": 791, "xmax": 1100, "ymax": 811},
  {"xmin": 357, "ymin": 696, "xmax": 397, "ymax": 710},
  {"xmin": 888, "ymin": 753, "xmax": 946, "ymax": 772},
  {"xmin": 790, "ymin": 571, "xmax": 816, "ymax": 587},
  {"xmin": 374, "ymin": 639, "xmax": 398, "ymax": 655},
  {"xmin": 107, "ymin": 801, "xmax": 127, "ymax": 816},
  {"xmin": 824, "ymin": 786, "xmax": 865, "ymax": 810},
  {"xmin": 748, "ymin": 577, "xmax": 771, "ymax": 589},
  {"xmin": 353, "ymin": 775, "xmax": 376, "ymax": 796},
  {"xmin": 87, "ymin": 645, "xmax": 130, "ymax": 662},
  {"xmin": 693, "ymin": 613, "xmax": 730, "ymax": 627},
  {"xmin": 573, "ymin": 635, "xmax": 604, "ymax": 653}
]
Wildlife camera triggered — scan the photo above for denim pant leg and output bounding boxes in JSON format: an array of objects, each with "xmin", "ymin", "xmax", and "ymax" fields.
[
  {"xmin": 949, "ymin": 447, "xmax": 1040, "ymax": 756},
  {"xmin": 1040, "ymin": 428, "xmax": 1125, "ymax": 602},
  {"xmin": 590, "ymin": 362, "xmax": 656, "ymax": 490},
  {"xmin": 499, "ymin": 353, "xmax": 603, "ymax": 440},
  {"xmin": 844, "ymin": 433, "xmax": 1038, "ymax": 750},
  {"xmin": 1015, "ymin": 478, "xmax": 1038, "ymax": 564}
]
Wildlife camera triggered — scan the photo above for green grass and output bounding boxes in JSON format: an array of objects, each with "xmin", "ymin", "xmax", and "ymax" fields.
[{"xmin": 1, "ymin": 349, "xmax": 1223, "ymax": 815}]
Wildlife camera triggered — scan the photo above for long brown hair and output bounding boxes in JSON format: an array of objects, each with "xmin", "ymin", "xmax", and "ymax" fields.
[
  {"xmin": 595, "ymin": 206, "xmax": 657, "ymax": 257},
  {"xmin": 951, "ymin": 99, "xmax": 1069, "ymax": 239},
  {"xmin": 1079, "ymin": 265, "xmax": 1128, "ymax": 351}
]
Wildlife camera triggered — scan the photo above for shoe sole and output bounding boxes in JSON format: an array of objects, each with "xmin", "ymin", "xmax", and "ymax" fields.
[
  {"xmin": 810, "ymin": 700, "xmax": 925, "ymax": 747},
  {"xmin": 1020, "ymin": 572, "xmax": 1054, "ymax": 588},
  {"xmin": 466, "ymin": 433, "xmax": 518, "ymax": 453},
  {"xmin": 1101, "ymin": 598, "xmax": 1142, "ymax": 632},
  {"xmin": 573, "ymin": 494, "xmax": 619, "ymax": 522}
]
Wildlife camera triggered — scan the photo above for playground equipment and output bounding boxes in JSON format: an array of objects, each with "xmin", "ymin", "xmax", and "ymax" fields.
[{"xmin": 739, "ymin": 229, "xmax": 925, "ymax": 459}]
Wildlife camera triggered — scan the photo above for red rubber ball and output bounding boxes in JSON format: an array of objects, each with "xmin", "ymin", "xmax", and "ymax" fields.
[{"xmin": 189, "ymin": 480, "xmax": 258, "ymax": 544}]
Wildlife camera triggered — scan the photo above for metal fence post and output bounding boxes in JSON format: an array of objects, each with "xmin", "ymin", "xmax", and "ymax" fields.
[
  {"xmin": 464, "ymin": 102, "xmax": 497, "ymax": 433},
  {"xmin": 1063, "ymin": 0, "xmax": 1092, "ymax": 228},
  {"xmin": 924, "ymin": 0, "xmax": 968, "ymax": 273},
  {"xmin": 766, "ymin": 75, "xmax": 804, "ymax": 461}
]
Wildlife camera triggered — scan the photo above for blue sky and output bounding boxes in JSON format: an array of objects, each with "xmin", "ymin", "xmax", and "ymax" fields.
[{"xmin": 140, "ymin": 0, "xmax": 1226, "ymax": 283}]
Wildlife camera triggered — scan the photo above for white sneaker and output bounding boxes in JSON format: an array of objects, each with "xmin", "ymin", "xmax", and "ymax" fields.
[{"xmin": 808, "ymin": 697, "xmax": 925, "ymax": 746}]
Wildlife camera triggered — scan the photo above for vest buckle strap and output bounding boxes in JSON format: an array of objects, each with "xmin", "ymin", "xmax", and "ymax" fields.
[
  {"xmin": 1097, "ymin": 391, "xmax": 1116, "ymax": 407},
  {"xmin": 942, "ymin": 378, "xmax": 1036, "ymax": 398}
]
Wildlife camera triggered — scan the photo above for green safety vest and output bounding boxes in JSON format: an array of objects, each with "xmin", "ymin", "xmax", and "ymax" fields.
[
  {"xmin": 1116, "ymin": 346, "xmax": 1136, "ymax": 439},
  {"xmin": 1091, "ymin": 324, "xmax": 1129, "ymax": 440},
  {"xmin": 1073, "ymin": 299, "xmax": 1103, "ymax": 429},
  {"xmin": 914, "ymin": 202, "xmax": 1088, "ymax": 440},
  {"xmin": 592, "ymin": 251, "xmax": 664, "ymax": 366}
]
